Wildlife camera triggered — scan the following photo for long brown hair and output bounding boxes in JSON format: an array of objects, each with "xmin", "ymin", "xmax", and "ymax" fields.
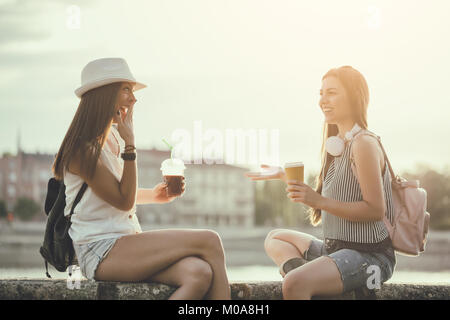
[
  {"xmin": 309, "ymin": 66, "xmax": 370, "ymax": 226},
  {"xmin": 52, "ymin": 82, "xmax": 122, "ymax": 181}
]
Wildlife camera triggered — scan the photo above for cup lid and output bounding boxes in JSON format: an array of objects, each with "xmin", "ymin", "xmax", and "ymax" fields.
[
  {"xmin": 284, "ymin": 162, "xmax": 304, "ymax": 168},
  {"xmin": 160, "ymin": 158, "xmax": 186, "ymax": 171}
]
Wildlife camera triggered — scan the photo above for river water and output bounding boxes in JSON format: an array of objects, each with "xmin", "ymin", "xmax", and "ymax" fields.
[
  {"xmin": 2, "ymin": 223, "xmax": 450, "ymax": 286},
  {"xmin": 1, "ymin": 266, "xmax": 450, "ymax": 285}
]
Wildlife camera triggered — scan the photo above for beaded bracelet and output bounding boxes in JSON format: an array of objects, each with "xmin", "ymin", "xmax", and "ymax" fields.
[{"xmin": 124, "ymin": 145, "xmax": 136, "ymax": 152}]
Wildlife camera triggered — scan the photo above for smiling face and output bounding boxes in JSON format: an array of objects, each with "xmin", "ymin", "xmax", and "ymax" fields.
[
  {"xmin": 113, "ymin": 82, "xmax": 137, "ymax": 123},
  {"xmin": 319, "ymin": 76, "xmax": 353, "ymax": 125}
]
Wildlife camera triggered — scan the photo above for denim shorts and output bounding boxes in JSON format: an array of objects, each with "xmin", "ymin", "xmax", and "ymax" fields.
[
  {"xmin": 303, "ymin": 237, "xmax": 397, "ymax": 293},
  {"xmin": 73, "ymin": 236, "xmax": 123, "ymax": 280}
]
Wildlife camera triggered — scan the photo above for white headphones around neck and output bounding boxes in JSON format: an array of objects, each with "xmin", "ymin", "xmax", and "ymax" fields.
[{"xmin": 325, "ymin": 123, "xmax": 363, "ymax": 157}]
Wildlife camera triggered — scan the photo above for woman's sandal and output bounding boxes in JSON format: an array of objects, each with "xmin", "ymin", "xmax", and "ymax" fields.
[{"xmin": 279, "ymin": 257, "xmax": 308, "ymax": 276}]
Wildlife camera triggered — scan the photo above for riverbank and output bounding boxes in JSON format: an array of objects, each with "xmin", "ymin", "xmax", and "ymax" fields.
[
  {"xmin": 2, "ymin": 267, "xmax": 450, "ymax": 286},
  {"xmin": 1, "ymin": 222, "xmax": 449, "ymax": 272}
]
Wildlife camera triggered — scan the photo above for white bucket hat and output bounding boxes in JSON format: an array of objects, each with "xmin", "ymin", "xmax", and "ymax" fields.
[{"xmin": 75, "ymin": 57, "xmax": 147, "ymax": 98}]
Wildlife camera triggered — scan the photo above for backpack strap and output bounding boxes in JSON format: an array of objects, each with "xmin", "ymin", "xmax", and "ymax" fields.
[
  {"xmin": 350, "ymin": 130, "xmax": 405, "ymax": 231},
  {"xmin": 45, "ymin": 261, "xmax": 51, "ymax": 279},
  {"xmin": 66, "ymin": 180, "xmax": 87, "ymax": 273},
  {"xmin": 67, "ymin": 181, "xmax": 88, "ymax": 220},
  {"xmin": 349, "ymin": 130, "xmax": 400, "ymax": 229},
  {"xmin": 349, "ymin": 129, "xmax": 397, "ymax": 182}
]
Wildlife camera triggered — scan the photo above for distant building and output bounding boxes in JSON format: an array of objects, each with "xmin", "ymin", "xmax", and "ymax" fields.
[
  {"xmin": 0, "ymin": 147, "xmax": 255, "ymax": 227},
  {"xmin": 0, "ymin": 151, "xmax": 53, "ymax": 215},
  {"xmin": 137, "ymin": 149, "xmax": 255, "ymax": 227},
  {"xmin": 0, "ymin": 128, "xmax": 53, "ymax": 214}
]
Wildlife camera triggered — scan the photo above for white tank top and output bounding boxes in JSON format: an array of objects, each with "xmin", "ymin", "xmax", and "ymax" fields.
[{"xmin": 63, "ymin": 124, "xmax": 142, "ymax": 245}]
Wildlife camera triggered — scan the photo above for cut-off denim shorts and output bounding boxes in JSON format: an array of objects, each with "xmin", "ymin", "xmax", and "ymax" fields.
[
  {"xmin": 303, "ymin": 237, "xmax": 397, "ymax": 293},
  {"xmin": 73, "ymin": 236, "xmax": 124, "ymax": 280}
]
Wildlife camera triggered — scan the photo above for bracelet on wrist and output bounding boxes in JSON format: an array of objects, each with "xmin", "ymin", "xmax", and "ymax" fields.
[
  {"xmin": 121, "ymin": 152, "xmax": 136, "ymax": 161},
  {"xmin": 124, "ymin": 145, "xmax": 136, "ymax": 152}
]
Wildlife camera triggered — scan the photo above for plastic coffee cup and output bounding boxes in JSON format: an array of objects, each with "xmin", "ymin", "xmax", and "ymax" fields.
[
  {"xmin": 284, "ymin": 162, "xmax": 304, "ymax": 183},
  {"xmin": 160, "ymin": 159, "xmax": 186, "ymax": 196}
]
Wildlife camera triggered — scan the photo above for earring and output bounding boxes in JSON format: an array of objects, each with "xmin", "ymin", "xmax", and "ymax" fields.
[{"xmin": 325, "ymin": 123, "xmax": 362, "ymax": 157}]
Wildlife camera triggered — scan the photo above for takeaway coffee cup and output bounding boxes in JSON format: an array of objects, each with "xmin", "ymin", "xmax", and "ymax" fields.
[
  {"xmin": 284, "ymin": 162, "xmax": 304, "ymax": 183},
  {"xmin": 160, "ymin": 159, "xmax": 186, "ymax": 196}
]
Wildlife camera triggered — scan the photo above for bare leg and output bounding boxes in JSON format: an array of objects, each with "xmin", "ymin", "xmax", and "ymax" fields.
[
  {"xmin": 146, "ymin": 256, "xmax": 213, "ymax": 300},
  {"xmin": 264, "ymin": 229, "xmax": 317, "ymax": 276},
  {"xmin": 282, "ymin": 256, "xmax": 344, "ymax": 300},
  {"xmin": 94, "ymin": 229, "xmax": 230, "ymax": 299}
]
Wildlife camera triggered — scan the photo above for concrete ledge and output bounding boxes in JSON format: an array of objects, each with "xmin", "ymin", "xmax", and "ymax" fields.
[{"xmin": 1, "ymin": 279, "xmax": 449, "ymax": 300}]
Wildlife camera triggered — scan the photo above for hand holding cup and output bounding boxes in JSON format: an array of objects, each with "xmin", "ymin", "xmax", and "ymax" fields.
[
  {"xmin": 152, "ymin": 178, "xmax": 186, "ymax": 203},
  {"xmin": 285, "ymin": 179, "xmax": 323, "ymax": 209},
  {"xmin": 160, "ymin": 159, "xmax": 186, "ymax": 197}
]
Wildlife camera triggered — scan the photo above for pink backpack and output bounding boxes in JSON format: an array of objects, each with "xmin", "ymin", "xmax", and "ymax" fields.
[{"xmin": 350, "ymin": 130, "xmax": 430, "ymax": 256}]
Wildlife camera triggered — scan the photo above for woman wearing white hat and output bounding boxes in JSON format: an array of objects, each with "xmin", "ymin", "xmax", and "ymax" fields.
[{"xmin": 52, "ymin": 58, "xmax": 230, "ymax": 300}]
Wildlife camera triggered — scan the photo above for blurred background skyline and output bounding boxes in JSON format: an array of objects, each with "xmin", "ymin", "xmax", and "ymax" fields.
[
  {"xmin": 1, "ymin": 0, "xmax": 450, "ymax": 175},
  {"xmin": 1, "ymin": 0, "xmax": 450, "ymax": 285}
]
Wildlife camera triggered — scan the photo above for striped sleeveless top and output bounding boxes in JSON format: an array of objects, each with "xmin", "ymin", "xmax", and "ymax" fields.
[{"xmin": 321, "ymin": 131, "xmax": 395, "ymax": 244}]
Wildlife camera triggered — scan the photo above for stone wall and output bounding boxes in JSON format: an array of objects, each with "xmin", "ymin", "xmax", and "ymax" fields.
[{"xmin": 0, "ymin": 279, "xmax": 449, "ymax": 300}]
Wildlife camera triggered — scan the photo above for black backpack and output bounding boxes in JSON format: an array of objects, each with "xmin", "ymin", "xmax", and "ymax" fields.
[{"xmin": 40, "ymin": 177, "xmax": 88, "ymax": 278}]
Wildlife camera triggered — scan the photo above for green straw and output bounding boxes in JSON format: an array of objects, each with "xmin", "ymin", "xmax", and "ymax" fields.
[{"xmin": 162, "ymin": 138, "xmax": 173, "ymax": 159}]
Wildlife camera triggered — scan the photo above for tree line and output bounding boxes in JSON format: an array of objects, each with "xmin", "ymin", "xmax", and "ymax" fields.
[
  {"xmin": 1, "ymin": 165, "xmax": 449, "ymax": 229},
  {"xmin": 0, "ymin": 197, "xmax": 41, "ymax": 222},
  {"xmin": 254, "ymin": 165, "xmax": 450, "ymax": 230}
]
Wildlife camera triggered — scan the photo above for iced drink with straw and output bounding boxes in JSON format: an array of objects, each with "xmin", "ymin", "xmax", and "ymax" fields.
[
  {"xmin": 160, "ymin": 138, "xmax": 186, "ymax": 196},
  {"xmin": 160, "ymin": 159, "xmax": 186, "ymax": 196}
]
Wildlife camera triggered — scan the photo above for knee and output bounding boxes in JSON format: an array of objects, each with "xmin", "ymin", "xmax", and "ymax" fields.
[
  {"xmin": 282, "ymin": 270, "xmax": 310, "ymax": 299},
  {"xmin": 264, "ymin": 229, "xmax": 283, "ymax": 252},
  {"xmin": 266, "ymin": 228, "xmax": 284, "ymax": 240},
  {"xmin": 198, "ymin": 229, "xmax": 225, "ymax": 258},
  {"xmin": 182, "ymin": 258, "xmax": 213, "ymax": 289}
]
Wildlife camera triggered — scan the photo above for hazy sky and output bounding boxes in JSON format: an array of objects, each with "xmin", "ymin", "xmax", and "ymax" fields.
[{"xmin": 1, "ymin": 0, "xmax": 450, "ymax": 175}]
